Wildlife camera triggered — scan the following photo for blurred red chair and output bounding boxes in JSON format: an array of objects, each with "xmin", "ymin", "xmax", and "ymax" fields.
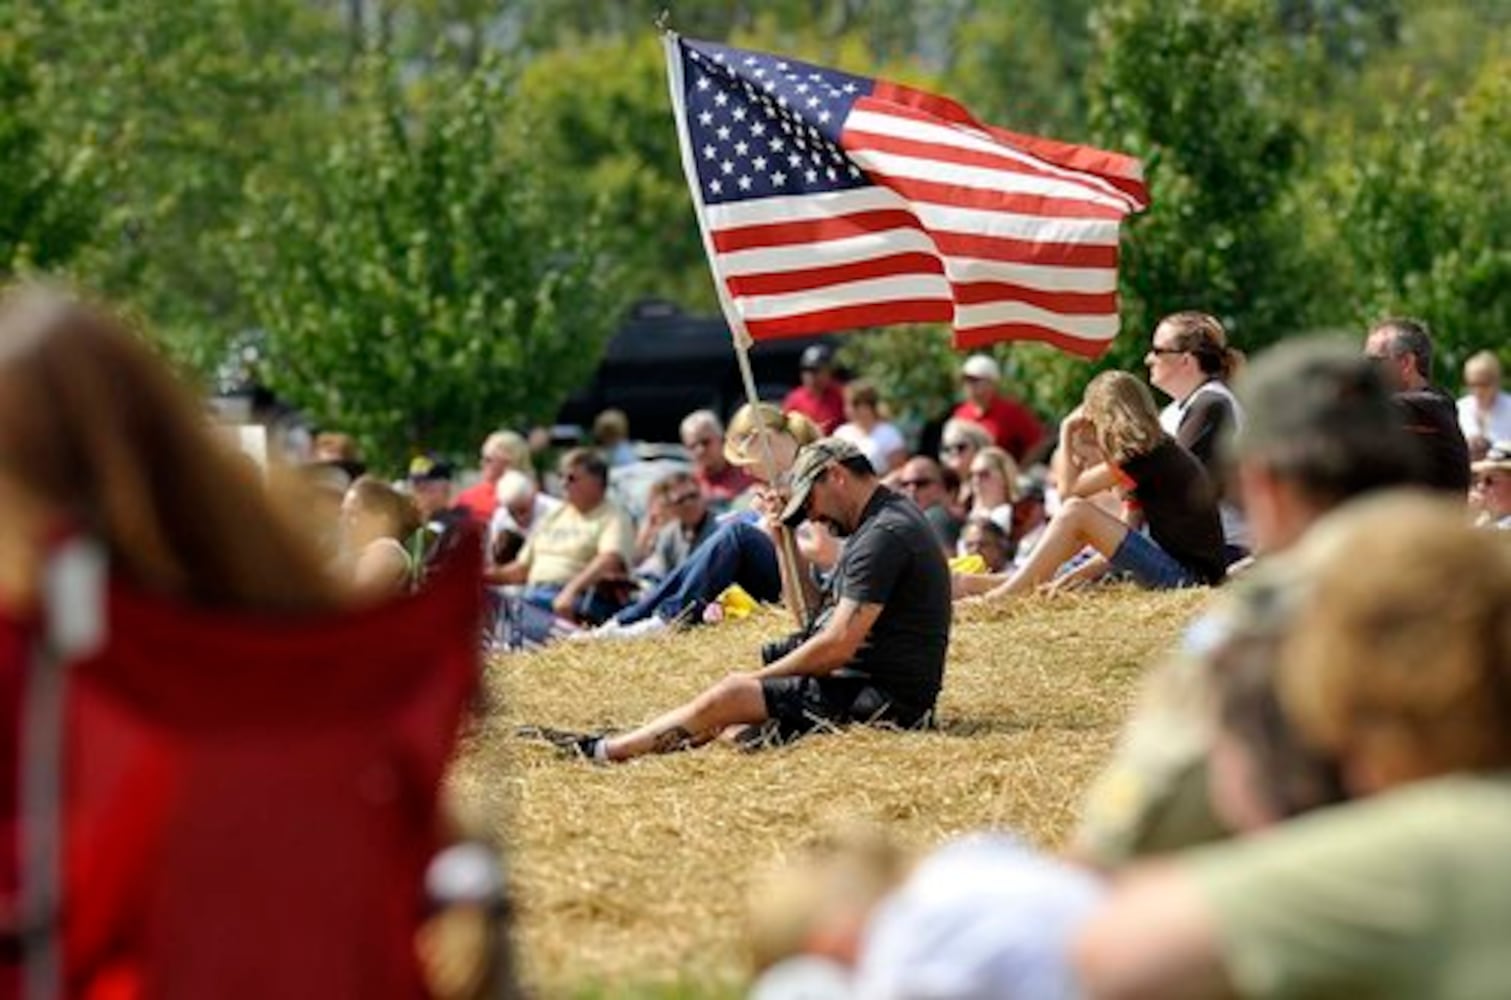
[{"xmin": 4, "ymin": 540, "xmax": 482, "ymax": 1000}]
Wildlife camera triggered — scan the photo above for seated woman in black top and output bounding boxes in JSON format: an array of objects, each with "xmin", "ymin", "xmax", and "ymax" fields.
[{"xmin": 958, "ymin": 371, "xmax": 1225, "ymax": 600}]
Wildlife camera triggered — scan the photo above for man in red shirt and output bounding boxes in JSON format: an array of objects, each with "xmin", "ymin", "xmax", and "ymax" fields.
[
  {"xmin": 952, "ymin": 354, "xmax": 1044, "ymax": 462},
  {"xmin": 783, "ymin": 344, "xmax": 846, "ymax": 434}
]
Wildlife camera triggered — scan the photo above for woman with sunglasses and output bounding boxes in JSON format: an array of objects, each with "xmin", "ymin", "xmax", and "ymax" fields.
[
  {"xmin": 1146, "ymin": 311, "xmax": 1250, "ymax": 564},
  {"xmin": 587, "ymin": 403, "xmax": 822, "ymax": 638}
]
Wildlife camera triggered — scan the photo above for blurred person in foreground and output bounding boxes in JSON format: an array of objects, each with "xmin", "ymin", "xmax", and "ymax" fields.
[
  {"xmin": 531, "ymin": 438, "xmax": 950, "ymax": 762},
  {"xmin": 1074, "ymin": 495, "xmax": 1511, "ymax": 999},
  {"xmin": 681, "ymin": 408, "xmax": 754, "ymax": 508},
  {"xmin": 1456, "ymin": 350, "xmax": 1511, "ymax": 457},
  {"xmin": 1364, "ymin": 316, "xmax": 1471, "ymax": 494},
  {"xmin": 0, "ymin": 286, "xmax": 505, "ymax": 999},
  {"xmin": 1072, "ymin": 338, "xmax": 1421, "ymax": 866},
  {"xmin": 1469, "ymin": 443, "xmax": 1511, "ymax": 530}
]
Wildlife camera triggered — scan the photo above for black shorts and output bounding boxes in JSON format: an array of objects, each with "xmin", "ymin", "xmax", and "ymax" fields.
[{"xmin": 759, "ymin": 675, "xmax": 933, "ymax": 742}]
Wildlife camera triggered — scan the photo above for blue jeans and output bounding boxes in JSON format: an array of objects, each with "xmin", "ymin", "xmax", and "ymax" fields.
[
  {"xmin": 615, "ymin": 515, "xmax": 781, "ymax": 625},
  {"xmin": 1108, "ymin": 530, "xmax": 1203, "ymax": 590}
]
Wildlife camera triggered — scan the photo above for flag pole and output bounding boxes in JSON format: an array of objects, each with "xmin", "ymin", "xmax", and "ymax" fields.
[{"xmin": 661, "ymin": 28, "xmax": 810, "ymax": 624}]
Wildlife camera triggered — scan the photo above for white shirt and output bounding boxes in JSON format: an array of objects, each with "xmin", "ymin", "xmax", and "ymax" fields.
[
  {"xmin": 487, "ymin": 493, "xmax": 560, "ymax": 548},
  {"xmin": 834, "ymin": 420, "xmax": 906, "ymax": 474},
  {"xmin": 1457, "ymin": 391, "xmax": 1511, "ymax": 447}
]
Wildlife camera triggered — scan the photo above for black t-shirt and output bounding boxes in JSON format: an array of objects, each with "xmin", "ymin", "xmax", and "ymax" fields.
[
  {"xmin": 1117, "ymin": 437, "xmax": 1225, "ymax": 585},
  {"xmin": 1173, "ymin": 382, "xmax": 1237, "ymax": 473},
  {"xmin": 833, "ymin": 488, "xmax": 952, "ymax": 710},
  {"xmin": 1395, "ymin": 387, "xmax": 1471, "ymax": 495}
]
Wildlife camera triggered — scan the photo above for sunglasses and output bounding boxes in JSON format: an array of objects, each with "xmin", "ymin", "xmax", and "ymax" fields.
[
  {"xmin": 668, "ymin": 490, "xmax": 702, "ymax": 506},
  {"xmin": 899, "ymin": 477, "xmax": 938, "ymax": 490},
  {"xmin": 940, "ymin": 443, "xmax": 972, "ymax": 455},
  {"xmin": 1147, "ymin": 346, "xmax": 1186, "ymax": 356},
  {"xmin": 968, "ymin": 467, "xmax": 998, "ymax": 479}
]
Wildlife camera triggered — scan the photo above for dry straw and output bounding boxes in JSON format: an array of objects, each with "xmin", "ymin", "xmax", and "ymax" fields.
[{"xmin": 450, "ymin": 585, "xmax": 1209, "ymax": 996}]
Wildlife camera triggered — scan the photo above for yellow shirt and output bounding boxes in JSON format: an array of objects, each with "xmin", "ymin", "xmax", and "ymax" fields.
[{"xmin": 519, "ymin": 500, "xmax": 633, "ymax": 587}]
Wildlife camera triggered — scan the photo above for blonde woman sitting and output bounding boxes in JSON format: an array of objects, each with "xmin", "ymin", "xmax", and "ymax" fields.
[{"xmin": 958, "ymin": 371, "xmax": 1225, "ymax": 600}]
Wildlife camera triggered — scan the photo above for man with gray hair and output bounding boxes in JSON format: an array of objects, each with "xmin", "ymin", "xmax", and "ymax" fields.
[
  {"xmin": 1364, "ymin": 316, "xmax": 1470, "ymax": 494},
  {"xmin": 680, "ymin": 408, "xmax": 753, "ymax": 507}
]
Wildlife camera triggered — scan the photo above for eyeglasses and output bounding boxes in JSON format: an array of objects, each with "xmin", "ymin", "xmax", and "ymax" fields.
[
  {"xmin": 899, "ymin": 477, "xmax": 938, "ymax": 490},
  {"xmin": 684, "ymin": 436, "xmax": 716, "ymax": 450},
  {"xmin": 669, "ymin": 490, "xmax": 702, "ymax": 506}
]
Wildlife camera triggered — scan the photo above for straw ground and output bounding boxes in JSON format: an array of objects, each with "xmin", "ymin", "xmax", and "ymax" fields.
[{"xmin": 452, "ymin": 585, "xmax": 1209, "ymax": 997}]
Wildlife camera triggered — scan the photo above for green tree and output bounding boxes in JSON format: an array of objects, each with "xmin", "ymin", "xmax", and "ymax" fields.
[
  {"xmin": 0, "ymin": 32, "xmax": 102, "ymax": 274},
  {"xmin": 230, "ymin": 54, "xmax": 622, "ymax": 468},
  {"xmin": 18, "ymin": 0, "xmax": 343, "ymax": 370}
]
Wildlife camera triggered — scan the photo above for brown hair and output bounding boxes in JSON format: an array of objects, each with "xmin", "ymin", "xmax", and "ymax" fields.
[
  {"xmin": 1280, "ymin": 494, "xmax": 1511, "ymax": 784},
  {"xmin": 347, "ymin": 475, "xmax": 421, "ymax": 541},
  {"xmin": 843, "ymin": 379, "xmax": 881, "ymax": 411},
  {"xmin": 0, "ymin": 285, "xmax": 341, "ymax": 612},
  {"xmin": 1159, "ymin": 311, "xmax": 1240, "ymax": 382},
  {"xmin": 1082, "ymin": 370, "xmax": 1163, "ymax": 464}
]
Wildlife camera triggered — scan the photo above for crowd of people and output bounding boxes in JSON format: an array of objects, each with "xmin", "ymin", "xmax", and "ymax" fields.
[{"xmin": 4, "ymin": 277, "xmax": 1508, "ymax": 998}]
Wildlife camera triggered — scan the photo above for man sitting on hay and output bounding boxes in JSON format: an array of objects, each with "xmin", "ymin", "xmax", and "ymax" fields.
[{"xmin": 526, "ymin": 438, "xmax": 952, "ymax": 763}]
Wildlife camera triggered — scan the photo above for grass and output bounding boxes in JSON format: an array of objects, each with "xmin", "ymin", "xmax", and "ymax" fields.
[{"xmin": 450, "ymin": 585, "xmax": 1210, "ymax": 998}]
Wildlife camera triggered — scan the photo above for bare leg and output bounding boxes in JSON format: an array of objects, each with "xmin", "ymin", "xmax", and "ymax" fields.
[
  {"xmin": 989, "ymin": 498, "xmax": 1130, "ymax": 598},
  {"xmin": 601, "ymin": 675, "xmax": 769, "ymax": 762}
]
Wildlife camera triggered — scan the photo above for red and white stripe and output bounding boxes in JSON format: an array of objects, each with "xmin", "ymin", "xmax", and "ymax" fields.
[{"xmin": 690, "ymin": 77, "xmax": 1147, "ymax": 359}]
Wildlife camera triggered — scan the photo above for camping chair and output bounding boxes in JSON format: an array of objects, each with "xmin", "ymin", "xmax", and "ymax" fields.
[{"xmin": 5, "ymin": 536, "xmax": 486, "ymax": 1000}]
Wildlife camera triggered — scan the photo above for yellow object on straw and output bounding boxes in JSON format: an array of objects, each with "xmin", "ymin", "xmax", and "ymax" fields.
[
  {"xmin": 948, "ymin": 553, "xmax": 987, "ymax": 575},
  {"xmin": 715, "ymin": 584, "xmax": 758, "ymax": 620}
]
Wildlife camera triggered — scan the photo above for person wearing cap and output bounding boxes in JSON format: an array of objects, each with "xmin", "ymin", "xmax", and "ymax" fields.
[
  {"xmin": 1456, "ymin": 350, "xmax": 1511, "ymax": 457},
  {"xmin": 1470, "ymin": 444, "xmax": 1511, "ymax": 530},
  {"xmin": 1364, "ymin": 317, "xmax": 1471, "ymax": 494},
  {"xmin": 405, "ymin": 454, "xmax": 473, "ymax": 582},
  {"xmin": 783, "ymin": 343, "xmax": 847, "ymax": 434},
  {"xmin": 1071, "ymin": 338, "xmax": 1421, "ymax": 867},
  {"xmin": 953, "ymin": 353, "xmax": 1045, "ymax": 463},
  {"xmin": 544, "ymin": 437, "xmax": 951, "ymax": 763}
]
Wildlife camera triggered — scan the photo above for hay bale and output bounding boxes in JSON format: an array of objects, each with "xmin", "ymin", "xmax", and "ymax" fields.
[{"xmin": 451, "ymin": 585, "xmax": 1209, "ymax": 995}]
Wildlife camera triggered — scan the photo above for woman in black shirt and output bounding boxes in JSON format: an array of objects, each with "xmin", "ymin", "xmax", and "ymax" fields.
[{"xmin": 959, "ymin": 371, "xmax": 1225, "ymax": 601}]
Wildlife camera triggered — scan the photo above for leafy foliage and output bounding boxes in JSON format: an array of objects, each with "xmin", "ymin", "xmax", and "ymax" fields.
[
  {"xmin": 0, "ymin": 33, "xmax": 102, "ymax": 275},
  {"xmin": 230, "ymin": 55, "xmax": 622, "ymax": 468}
]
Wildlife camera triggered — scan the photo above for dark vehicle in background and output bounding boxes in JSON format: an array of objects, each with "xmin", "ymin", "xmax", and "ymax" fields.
[{"xmin": 556, "ymin": 300, "xmax": 838, "ymax": 443}]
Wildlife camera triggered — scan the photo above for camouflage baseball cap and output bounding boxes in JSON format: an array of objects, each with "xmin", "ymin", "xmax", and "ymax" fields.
[
  {"xmin": 780, "ymin": 437, "xmax": 866, "ymax": 527},
  {"xmin": 1231, "ymin": 337, "xmax": 1396, "ymax": 458}
]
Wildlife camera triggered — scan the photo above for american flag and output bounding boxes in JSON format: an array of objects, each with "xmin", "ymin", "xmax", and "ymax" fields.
[{"xmin": 664, "ymin": 35, "xmax": 1149, "ymax": 358}]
